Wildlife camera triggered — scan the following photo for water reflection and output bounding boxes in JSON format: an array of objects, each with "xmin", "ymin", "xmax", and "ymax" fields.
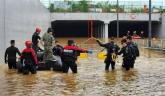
[
  {"xmin": 141, "ymin": 48, "xmax": 165, "ymax": 58},
  {"xmin": 61, "ymin": 74, "xmax": 78, "ymax": 96},
  {"xmin": 104, "ymin": 71, "xmax": 117, "ymax": 86},
  {"xmin": 0, "ymin": 38, "xmax": 165, "ymax": 95},
  {"xmin": 3, "ymin": 69, "xmax": 38, "ymax": 96},
  {"xmin": 122, "ymin": 69, "xmax": 138, "ymax": 82}
]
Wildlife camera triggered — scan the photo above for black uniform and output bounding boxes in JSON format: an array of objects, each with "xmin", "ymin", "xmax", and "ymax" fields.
[
  {"xmin": 52, "ymin": 45, "xmax": 63, "ymax": 56},
  {"xmin": 97, "ymin": 40, "xmax": 120, "ymax": 70},
  {"xmin": 61, "ymin": 45, "xmax": 86, "ymax": 73},
  {"xmin": 32, "ymin": 32, "xmax": 42, "ymax": 52},
  {"xmin": 118, "ymin": 45, "xmax": 136, "ymax": 71},
  {"xmin": 5, "ymin": 46, "xmax": 21, "ymax": 69},
  {"xmin": 127, "ymin": 42, "xmax": 139, "ymax": 68}
]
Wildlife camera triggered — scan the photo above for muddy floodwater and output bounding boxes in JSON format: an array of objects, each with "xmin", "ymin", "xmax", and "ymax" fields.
[{"xmin": 1, "ymin": 39, "xmax": 165, "ymax": 96}]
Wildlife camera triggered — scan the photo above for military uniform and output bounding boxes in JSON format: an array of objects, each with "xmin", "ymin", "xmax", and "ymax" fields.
[{"xmin": 42, "ymin": 33, "xmax": 55, "ymax": 61}]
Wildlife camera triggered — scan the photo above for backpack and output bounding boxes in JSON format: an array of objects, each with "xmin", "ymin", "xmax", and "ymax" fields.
[
  {"xmin": 126, "ymin": 45, "xmax": 136, "ymax": 59},
  {"xmin": 53, "ymin": 46, "xmax": 63, "ymax": 56},
  {"xmin": 131, "ymin": 43, "xmax": 140, "ymax": 57}
]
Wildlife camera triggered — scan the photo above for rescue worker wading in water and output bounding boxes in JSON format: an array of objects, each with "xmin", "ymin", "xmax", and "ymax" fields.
[
  {"xmin": 5, "ymin": 40, "xmax": 21, "ymax": 69},
  {"xmin": 96, "ymin": 38, "xmax": 120, "ymax": 71},
  {"xmin": 20, "ymin": 40, "xmax": 38, "ymax": 75},
  {"xmin": 118, "ymin": 39, "xmax": 135, "ymax": 71},
  {"xmin": 62, "ymin": 40, "xmax": 89, "ymax": 73}
]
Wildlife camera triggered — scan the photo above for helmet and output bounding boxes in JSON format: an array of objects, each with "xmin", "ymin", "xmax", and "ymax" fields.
[
  {"xmin": 25, "ymin": 40, "xmax": 32, "ymax": 48},
  {"xmin": 35, "ymin": 27, "xmax": 41, "ymax": 33},
  {"xmin": 47, "ymin": 28, "xmax": 54, "ymax": 33}
]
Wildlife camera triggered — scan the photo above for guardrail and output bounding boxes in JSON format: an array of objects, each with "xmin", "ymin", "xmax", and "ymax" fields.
[
  {"xmin": 134, "ymin": 39, "xmax": 165, "ymax": 50},
  {"xmin": 60, "ymin": 38, "xmax": 165, "ymax": 51},
  {"xmin": 76, "ymin": 39, "xmax": 165, "ymax": 51},
  {"xmin": 41, "ymin": 0, "xmax": 165, "ymax": 13}
]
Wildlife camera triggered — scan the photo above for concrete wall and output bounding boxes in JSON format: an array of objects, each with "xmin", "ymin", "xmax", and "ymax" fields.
[
  {"xmin": 160, "ymin": 13, "xmax": 165, "ymax": 38},
  {"xmin": 0, "ymin": 0, "xmax": 50, "ymax": 63},
  {"xmin": 51, "ymin": 13, "xmax": 160, "ymax": 22},
  {"xmin": 0, "ymin": 0, "xmax": 5, "ymax": 64}
]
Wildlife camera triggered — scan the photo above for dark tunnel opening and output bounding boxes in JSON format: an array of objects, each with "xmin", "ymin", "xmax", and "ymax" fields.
[
  {"xmin": 51, "ymin": 20, "xmax": 161, "ymax": 38},
  {"xmin": 51, "ymin": 20, "xmax": 104, "ymax": 38},
  {"xmin": 109, "ymin": 21, "xmax": 161, "ymax": 38}
]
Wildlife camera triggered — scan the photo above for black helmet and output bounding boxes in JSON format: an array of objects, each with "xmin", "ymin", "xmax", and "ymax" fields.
[
  {"xmin": 68, "ymin": 40, "xmax": 74, "ymax": 45},
  {"xmin": 47, "ymin": 28, "xmax": 54, "ymax": 33}
]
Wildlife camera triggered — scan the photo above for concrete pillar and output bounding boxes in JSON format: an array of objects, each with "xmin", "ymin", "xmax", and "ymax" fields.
[
  {"xmin": 104, "ymin": 22, "xmax": 109, "ymax": 43},
  {"xmin": 95, "ymin": 26, "xmax": 98, "ymax": 37},
  {"xmin": 100, "ymin": 25, "xmax": 102, "ymax": 39},
  {"xmin": 99, "ymin": 24, "xmax": 101, "ymax": 39},
  {"xmin": 102, "ymin": 24, "xmax": 105, "ymax": 41}
]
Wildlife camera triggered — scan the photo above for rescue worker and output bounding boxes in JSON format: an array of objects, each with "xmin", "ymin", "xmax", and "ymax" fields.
[
  {"xmin": 126, "ymin": 36, "xmax": 139, "ymax": 68},
  {"xmin": 62, "ymin": 40, "xmax": 88, "ymax": 73},
  {"xmin": 96, "ymin": 37, "xmax": 120, "ymax": 71},
  {"xmin": 118, "ymin": 39, "xmax": 134, "ymax": 71},
  {"xmin": 140, "ymin": 31, "xmax": 144, "ymax": 39},
  {"xmin": 32, "ymin": 27, "xmax": 43, "ymax": 52},
  {"xmin": 52, "ymin": 41, "xmax": 63, "ymax": 69},
  {"xmin": 5, "ymin": 40, "xmax": 21, "ymax": 69},
  {"xmin": 53, "ymin": 41, "xmax": 63, "ymax": 56},
  {"xmin": 42, "ymin": 28, "xmax": 55, "ymax": 61},
  {"xmin": 127, "ymin": 30, "xmax": 131, "ymax": 37},
  {"xmin": 20, "ymin": 40, "xmax": 38, "ymax": 75},
  {"xmin": 133, "ymin": 31, "xmax": 137, "ymax": 36}
]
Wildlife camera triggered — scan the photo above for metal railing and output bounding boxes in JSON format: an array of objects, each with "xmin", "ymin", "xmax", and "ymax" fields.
[
  {"xmin": 73, "ymin": 39, "xmax": 165, "ymax": 51},
  {"xmin": 40, "ymin": 0, "xmax": 165, "ymax": 13},
  {"xmin": 131, "ymin": 39, "xmax": 165, "ymax": 50}
]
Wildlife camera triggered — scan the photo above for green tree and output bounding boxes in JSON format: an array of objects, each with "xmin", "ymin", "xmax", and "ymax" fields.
[
  {"xmin": 79, "ymin": 0, "xmax": 88, "ymax": 12},
  {"xmin": 48, "ymin": 3, "xmax": 55, "ymax": 12},
  {"xmin": 71, "ymin": 0, "xmax": 88, "ymax": 12}
]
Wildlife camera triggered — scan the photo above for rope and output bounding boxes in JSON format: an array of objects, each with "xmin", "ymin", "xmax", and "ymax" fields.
[{"xmin": 111, "ymin": 53, "xmax": 118, "ymax": 62}]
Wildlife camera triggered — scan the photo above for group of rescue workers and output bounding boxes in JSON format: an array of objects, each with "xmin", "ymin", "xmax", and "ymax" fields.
[
  {"xmin": 4, "ymin": 27, "xmax": 139, "ymax": 75},
  {"xmin": 97, "ymin": 36, "xmax": 139, "ymax": 71}
]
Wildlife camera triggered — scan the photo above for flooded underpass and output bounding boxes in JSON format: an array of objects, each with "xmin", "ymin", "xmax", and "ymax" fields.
[{"xmin": 0, "ymin": 45, "xmax": 165, "ymax": 96}]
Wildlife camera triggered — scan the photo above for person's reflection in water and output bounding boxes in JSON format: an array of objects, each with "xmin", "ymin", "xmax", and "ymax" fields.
[
  {"xmin": 122, "ymin": 69, "xmax": 138, "ymax": 82},
  {"xmin": 104, "ymin": 71, "xmax": 117, "ymax": 86},
  {"xmin": 3, "ymin": 71, "xmax": 18, "ymax": 96},
  {"xmin": 21, "ymin": 75, "xmax": 38, "ymax": 95},
  {"xmin": 61, "ymin": 74, "xmax": 78, "ymax": 95}
]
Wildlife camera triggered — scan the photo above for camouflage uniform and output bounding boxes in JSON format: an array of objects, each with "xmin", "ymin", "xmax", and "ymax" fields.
[{"xmin": 42, "ymin": 33, "xmax": 54, "ymax": 61}]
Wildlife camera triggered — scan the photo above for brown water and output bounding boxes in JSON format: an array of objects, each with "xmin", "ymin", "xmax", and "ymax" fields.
[{"xmin": 1, "ymin": 38, "xmax": 165, "ymax": 96}]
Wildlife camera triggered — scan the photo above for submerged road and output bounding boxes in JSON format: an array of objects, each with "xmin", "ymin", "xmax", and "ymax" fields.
[{"xmin": 0, "ymin": 48, "xmax": 165, "ymax": 96}]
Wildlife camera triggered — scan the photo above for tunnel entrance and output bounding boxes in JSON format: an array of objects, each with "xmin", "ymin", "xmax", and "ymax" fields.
[
  {"xmin": 109, "ymin": 20, "xmax": 161, "ymax": 38},
  {"xmin": 52, "ymin": 20, "xmax": 161, "ymax": 38},
  {"xmin": 51, "ymin": 20, "xmax": 104, "ymax": 38}
]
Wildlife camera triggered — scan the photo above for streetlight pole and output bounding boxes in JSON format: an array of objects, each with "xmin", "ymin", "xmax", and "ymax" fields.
[
  {"xmin": 117, "ymin": 0, "xmax": 119, "ymax": 39},
  {"xmin": 148, "ymin": 0, "xmax": 152, "ymax": 47}
]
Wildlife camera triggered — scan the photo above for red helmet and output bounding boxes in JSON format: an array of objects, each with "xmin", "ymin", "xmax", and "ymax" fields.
[
  {"xmin": 25, "ymin": 40, "xmax": 32, "ymax": 48},
  {"xmin": 35, "ymin": 27, "xmax": 41, "ymax": 33}
]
